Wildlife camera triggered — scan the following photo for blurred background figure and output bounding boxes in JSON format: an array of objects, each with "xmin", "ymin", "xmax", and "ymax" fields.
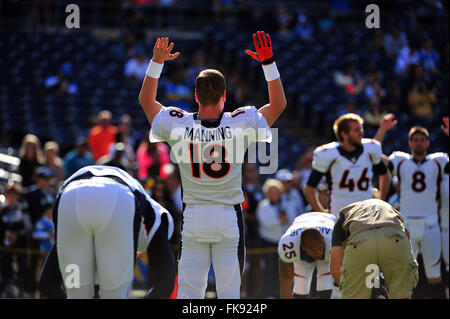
[
  {"xmin": 136, "ymin": 137, "xmax": 170, "ymax": 181},
  {"xmin": 63, "ymin": 137, "xmax": 95, "ymax": 177},
  {"xmin": 88, "ymin": 110, "xmax": 118, "ymax": 162},
  {"xmin": 0, "ymin": 184, "xmax": 32, "ymax": 298},
  {"xmin": 275, "ymin": 169, "xmax": 305, "ymax": 221},
  {"xmin": 257, "ymin": 179, "xmax": 289, "ymax": 299},
  {"xmin": 18, "ymin": 135, "xmax": 44, "ymax": 189},
  {"xmin": 43, "ymin": 141, "xmax": 65, "ymax": 188}
]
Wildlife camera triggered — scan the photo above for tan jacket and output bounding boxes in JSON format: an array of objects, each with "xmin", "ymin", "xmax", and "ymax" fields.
[{"xmin": 340, "ymin": 199, "xmax": 407, "ymax": 242}]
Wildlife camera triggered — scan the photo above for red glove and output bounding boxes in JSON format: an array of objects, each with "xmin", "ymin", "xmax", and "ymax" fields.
[{"xmin": 245, "ymin": 31, "xmax": 274, "ymax": 65}]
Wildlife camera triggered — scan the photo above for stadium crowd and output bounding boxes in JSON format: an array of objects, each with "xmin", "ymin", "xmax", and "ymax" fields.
[{"xmin": 0, "ymin": 0, "xmax": 448, "ymax": 299}]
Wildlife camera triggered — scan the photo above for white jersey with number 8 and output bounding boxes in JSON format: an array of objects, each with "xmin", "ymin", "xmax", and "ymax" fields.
[{"xmin": 389, "ymin": 151, "xmax": 449, "ymax": 225}]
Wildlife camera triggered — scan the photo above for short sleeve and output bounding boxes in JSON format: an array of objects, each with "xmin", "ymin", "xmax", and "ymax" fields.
[
  {"xmin": 388, "ymin": 151, "xmax": 409, "ymax": 176},
  {"xmin": 254, "ymin": 108, "xmax": 272, "ymax": 143},
  {"xmin": 312, "ymin": 145, "xmax": 335, "ymax": 174},
  {"xmin": 429, "ymin": 152, "xmax": 449, "ymax": 175},
  {"xmin": 278, "ymin": 232, "xmax": 300, "ymax": 263},
  {"xmin": 149, "ymin": 107, "xmax": 177, "ymax": 142},
  {"xmin": 365, "ymin": 139, "xmax": 383, "ymax": 165}
]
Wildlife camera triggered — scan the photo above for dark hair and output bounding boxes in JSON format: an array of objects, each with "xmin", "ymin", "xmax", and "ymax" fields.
[
  {"xmin": 195, "ymin": 69, "xmax": 226, "ymax": 106},
  {"xmin": 301, "ymin": 228, "xmax": 324, "ymax": 245}
]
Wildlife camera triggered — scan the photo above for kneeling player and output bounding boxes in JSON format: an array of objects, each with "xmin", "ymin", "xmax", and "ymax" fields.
[
  {"xmin": 278, "ymin": 212, "xmax": 336, "ymax": 299},
  {"xmin": 38, "ymin": 165, "xmax": 176, "ymax": 299}
]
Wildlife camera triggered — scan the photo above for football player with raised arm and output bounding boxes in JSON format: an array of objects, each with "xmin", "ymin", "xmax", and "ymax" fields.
[
  {"xmin": 388, "ymin": 119, "xmax": 449, "ymax": 298},
  {"xmin": 278, "ymin": 212, "xmax": 336, "ymax": 299},
  {"xmin": 138, "ymin": 32, "xmax": 286, "ymax": 299},
  {"xmin": 304, "ymin": 113, "xmax": 391, "ymax": 216}
]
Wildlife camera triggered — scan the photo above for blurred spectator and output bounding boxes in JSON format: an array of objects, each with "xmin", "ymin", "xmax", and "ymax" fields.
[
  {"xmin": 364, "ymin": 68, "xmax": 386, "ymax": 104},
  {"xmin": 363, "ymin": 101, "xmax": 388, "ymax": 128},
  {"xmin": 317, "ymin": 6, "xmax": 334, "ymax": 35},
  {"xmin": 63, "ymin": 137, "xmax": 95, "ymax": 177},
  {"xmin": 295, "ymin": 13, "xmax": 314, "ymax": 41},
  {"xmin": 136, "ymin": 138, "xmax": 171, "ymax": 181},
  {"xmin": 385, "ymin": 80, "xmax": 405, "ymax": 113},
  {"xmin": 419, "ymin": 38, "xmax": 440, "ymax": 75},
  {"xmin": 0, "ymin": 184, "xmax": 32, "ymax": 298},
  {"xmin": 187, "ymin": 50, "xmax": 207, "ymax": 88},
  {"xmin": 25, "ymin": 166, "xmax": 56, "ymax": 296},
  {"xmin": 45, "ymin": 63, "xmax": 78, "ymax": 96},
  {"xmin": 25, "ymin": 166, "xmax": 55, "ymax": 228},
  {"xmin": 337, "ymin": 98, "xmax": 363, "ymax": 118},
  {"xmin": 275, "ymin": 169, "xmax": 305, "ymax": 221},
  {"xmin": 150, "ymin": 177, "xmax": 180, "ymax": 246},
  {"xmin": 256, "ymin": 179, "xmax": 289, "ymax": 298},
  {"xmin": 395, "ymin": 42, "xmax": 420, "ymax": 75},
  {"xmin": 384, "ymin": 26, "xmax": 408, "ymax": 59},
  {"xmin": 241, "ymin": 163, "xmax": 264, "ymax": 297},
  {"xmin": 333, "ymin": 62, "xmax": 365, "ymax": 96},
  {"xmin": 108, "ymin": 131, "xmax": 136, "ymax": 165},
  {"xmin": 18, "ymin": 134, "xmax": 44, "ymax": 188},
  {"xmin": 276, "ymin": 4, "xmax": 294, "ymax": 35},
  {"xmin": 244, "ymin": 7, "xmax": 266, "ymax": 32},
  {"xmin": 32, "ymin": 202, "xmax": 54, "ymax": 252},
  {"xmin": 122, "ymin": 33, "xmax": 138, "ymax": 59},
  {"xmin": 294, "ymin": 148, "xmax": 329, "ymax": 212},
  {"xmin": 43, "ymin": 141, "xmax": 65, "ymax": 187},
  {"xmin": 407, "ymin": 80, "xmax": 437, "ymax": 117},
  {"xmin": 88, "ymin": 110, "xmax": 118, "ymax": 161},
  {"xmin": 124, "ymin": 47, "xmax": 150, "ymax": 82},
  {"xmin": 117, "ymin": 114, "xmax": 141, "ymax": 150},
  {"xmin": 165, "ymin": 67, "xmax": 193, "ymax": 112},
  {"xmin": 225, "ymin": 70, "xmax": 247, "ymax": 112},
  {"xmin": 163, "ymin": 163, "xmax": 182, "ymax": 213},
  {"xmin": 97, "ymin": 142, "xmax": 131, "ymax": 172}
]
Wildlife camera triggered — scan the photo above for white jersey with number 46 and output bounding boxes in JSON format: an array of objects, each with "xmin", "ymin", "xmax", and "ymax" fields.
[
  {"xmin": 150, "ymin": 106, "xmax": 271, "ymax": 206},
  {"xmin": 389, "ymin": 151, "xmax": 449, "ymax": 225},
  {"xmin": 312, "ymin": 139, "xmax": 383, "ymax": 216}
]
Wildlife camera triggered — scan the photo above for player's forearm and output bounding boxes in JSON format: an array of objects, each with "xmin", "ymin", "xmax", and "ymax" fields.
[
  {"xmin": 278, "ymin": 259, "xmax": 294, "ymax": 299},
  {"xmin": 138, "ymin": 75, "xmax": 163, "ymax": 125},
  {"xmin": 304, "ymin": 185, "xmax": 326, "ymax": 212},
  {"xmin": 259, "ymin": 76, "xmax": 287, "ymax": 127},
  {"xmin": 373, "ymin": 126, "xmax": 388, "ymax": 143},
  {"xmin": 330, "ymin": 247, "xmax": 344, "ymax": 284},
  {"xmin": 379, "ymin": 172, "xmax": 391, "ymax": 201}
]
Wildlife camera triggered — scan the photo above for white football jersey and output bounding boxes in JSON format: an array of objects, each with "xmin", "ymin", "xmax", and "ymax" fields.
[
  {"xmin": 150, "ymin": 106, "xmax": 271, "ymax": 205},
  {"xmin": 312, "ymin": 138, "xmax": 383, "ymax": 216},
  {"xmin": 389, "ymin": 151, "xmax": 449, "ymax": 225},
  {"xmin": 440, "ymin": 174, "xmax": 449, "ymax": 230},
  {"xmin": 278, "ymin": 212, "xmax": 336, "ymax": 264}
]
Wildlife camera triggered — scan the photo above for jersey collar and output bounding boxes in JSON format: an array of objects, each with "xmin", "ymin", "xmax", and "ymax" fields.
[
  {"xmin": 337, "ymin": 144, "xmax": 364, "ymax": 163},
  {"xmin": 193, "ymin": 111, "xmax": 224, "ymax": 128}
]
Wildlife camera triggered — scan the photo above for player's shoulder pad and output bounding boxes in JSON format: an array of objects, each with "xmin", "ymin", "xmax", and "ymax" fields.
[
  {"xmin": 427, "ymin": 152, "xmax": 449, "ymax": 162},
  {"xmin": 362, "ymin": 138, "xmax": 382, "ymax": 154},
  {"xmin": 312, "ymin": 142, "xmax": 339, "ymax": 173},
  {"xmin": 388, "ymin": 151, "xmax": 410, "ymax": 162},
  {"xmin": 224, "ymin": 106, "xmax": 257, "ymax": 123}
]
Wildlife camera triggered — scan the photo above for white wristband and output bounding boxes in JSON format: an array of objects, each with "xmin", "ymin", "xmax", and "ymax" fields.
[
  {"xmin": 146, "ymin": 59, "xmax": 164, "ymax": 79},
  {"xmin": 262, "ymin": 62, "xmax": 280, "ymax": 82}
]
